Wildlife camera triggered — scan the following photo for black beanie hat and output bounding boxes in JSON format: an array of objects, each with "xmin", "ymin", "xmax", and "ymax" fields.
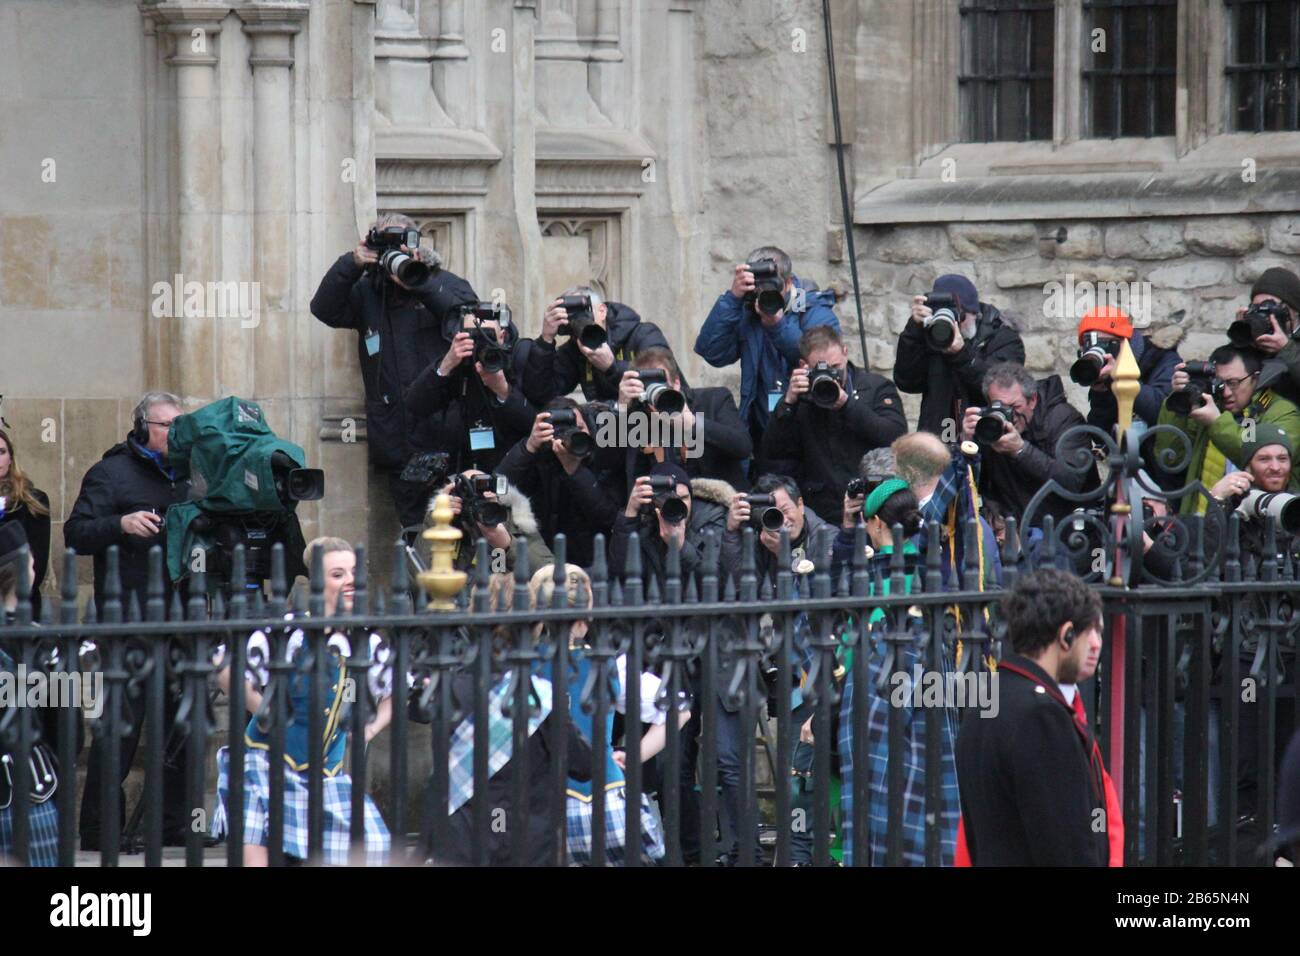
[{"xmin": 1251, "ymin": 267, "xmax": 1300, "ymax": 314}]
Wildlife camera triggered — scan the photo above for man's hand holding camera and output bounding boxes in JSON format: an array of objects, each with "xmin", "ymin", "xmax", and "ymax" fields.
[
  {"xmin": 1090, "ymin": 353, "xmax": 1118, "ymax": 390},
  {"xmin": 625, "ymin": 476, "xmax": 657, "ymax": 519},
  {"xmin": 525, "ymin": 412, "xmax": 555, "ymax": 455},
  {"xmin": 726, "ymin": 494, "xmax": 751, "ymax": 533},
  {"xmin": 1211, "ymin": 470, "xmax": 1254, "ymax": 502},
  {"xmin": 1170, "ymin": 363, "xmax": 1221, "ymax": 426},
  {"xmin": 1239, "ymin": 306, "xmax": 1290, "ymax": 356},
  {"xmin": 352, "ymin": 242, "xmax": 379, "ymax": 270},
  {"xmin": 577, "ymin": 337, "xmax": 615, "ymax": 372},
  {"xmin": 439, "ymin": 332, "xmax": 475, "ymax": 376},
  {"xmin": 911, "ymin": 294, "xmax": 964, "ymax": 355},
  {"xmin": 618, "ymin": 369, "xmax": 645, "ymax": 408},
  {"xmin": 841, "ymin": 490, "xmax": 865, "ymax": 530},
  {"xmin": 541, "ymin": 298, "xmax": 568, "ymax": 346},
  {"xmin": 439, "ymin": 479, "xmax": 511, "ymax": 552},
  {"xmin": 961, "ymin": 405, "xmax": 1023, "ymax": 456}
]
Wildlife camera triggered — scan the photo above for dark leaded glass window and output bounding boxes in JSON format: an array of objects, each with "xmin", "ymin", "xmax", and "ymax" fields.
[
  {"xmin": 1083, "ymin": 0, "xmax": 1178, "ymax": 137},
  {"xmin": 1227, "ymin": 0, "xmax": 1300, "ymax": 131},
  {"xmin": 959, "ymin": 0, "xmax": 1056, "ymax": 142}
]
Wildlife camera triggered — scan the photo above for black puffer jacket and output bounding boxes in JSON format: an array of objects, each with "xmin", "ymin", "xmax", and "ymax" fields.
[
  {"xmin": 310, "ymin": 252, "xmax": 478, "ymax": 469},
  {"xmin": 976, "ymin": 375, "xmax": 1098, "ymax": 528},
  {"xmin": 761, "ymin": 362, "xmax": 908, "ymax": 524},
  {"xmin": 63, "ymin": 437, "xmax": 191, "ymax": 610},
  {"xmin": 894, "ymin": 303, "xmax": 1025, "ymax": 437},
  {"xmin": 516, "ymin": 302, "xmax": 671, "ymax": 404}
]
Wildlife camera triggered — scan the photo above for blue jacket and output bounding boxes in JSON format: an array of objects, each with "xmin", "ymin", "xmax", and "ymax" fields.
[{"xmin": 693, "ymin": 278, "xmax": 840, "ymax": 431}]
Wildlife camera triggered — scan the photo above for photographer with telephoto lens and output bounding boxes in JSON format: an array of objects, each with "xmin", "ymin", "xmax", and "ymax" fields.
[
  {"xmin": 1073, "ymin": 306, "xmax": 1182, "ymax": 434},
  {"xmin": 516, "ymin": 285, "xmax": 670, "ymax": 406},
  {"xmin": 960, "ymin": 363, "xmax": 1097, "ymax": 529},
  {"xmin": 405, "ymin": 302, "xmax": 536, "ymax": 490},
  {"xmin": 614, "ymin": 346, "xmax": 752, "ymax": 491},
  {"xmin": 311, "ymin": 213, "xmax": 478, "ymax": 527},
  {"xmin": 694, "ymin": 246, "xmax": 841, "ymax": 471},
  {"xmin": 495, "ymin": 398, "xmax": 623, "ymax": 569},
  {"xmin": 761, "ymin": 326, "xmax": 907, "ymax": 525},
  {"xmin": 720, "ymin": 473, "xmax": 835, "ymax": 590},
  {"xmin": 428, "ymin": 468, "xmax": 553, "ymax": 575},
  {"xmin": 608, "ymin": 462, "xmax": 722, "ymax": 589},
  {"xmin": 894, "ymin": 274, "xmax": 1024, "ymax": 438},
  {"xmin": 1156, "ymin": 345, "xmax": 1300, "ymax": 514},
  {"xmin": 1226, "ymin": 267, "xmax": 1300, "ymax": 406}
]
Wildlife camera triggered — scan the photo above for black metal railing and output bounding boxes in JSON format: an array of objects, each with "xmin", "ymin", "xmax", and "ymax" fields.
[{"xmin": 0, "ymin": 426, "xmax": 1297, "ymax": 867}]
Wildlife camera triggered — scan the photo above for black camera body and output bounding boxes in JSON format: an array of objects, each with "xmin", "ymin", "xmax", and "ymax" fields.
[
  {"xmin": 557, "ymin": 294, "xmax": 608, "ymax": 351},
  {"xmin": 400, "ymin": 451, "xmax": 453, "ymax": 489},
  {"xmin": 923, "ymin": 293, "xmax": 960, "ymax": 352},
  {"xmin": 634, "ymin": 368, "xmax": 685, "ymax": 415},
  {"xmin": 644, "ymin": 474, "xmax": 689, "ymax": 525},
  {"xmin": 453, "ymin": 472, "xmax": 509, "ymax": 529},
  {"xmin": 365, "ymin": 225, "xmax": 432, "ymax": 286},
  {"xmin": 454, "ymin": 302, "xmax": 512, "ymax": 373},
  {"xmin": 1228, "ymin": 300, "xmax": 1294, "ymax": 349},
  {"xmin": 744, "ymin": 492, "xmax": 785, "ymax": 532},
  {"xmin": 1166, "ymin": 360, "xmax": 1217, "ymax": 417},
  {"xmin": 804, "ymin": 362, "xmax": 844, "ymax": 409},
  {"xmin": 1070, "ymin": 332, "xmax": 1123, "ymax": 387},
  {"xmin": 974, "ymin": 401, "xmax": 1014, "ymax": 444},
  {"xmin": 845, "ymin": 477, "xmax": 870, "ymax": 499},
  {"xmin": 546, "ymin": 408, "xmax": 593, "ymax": 458},
  {"xmin": 744, "ymin": 259, "xmax": 786, "ymax": 316}
]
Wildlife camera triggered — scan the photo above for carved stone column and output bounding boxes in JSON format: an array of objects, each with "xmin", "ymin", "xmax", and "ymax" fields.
[
  {"xmin": 239, "ymin": 3, "xmax": 308, "ymax": 400},
  {"xmin": 147, "ymin": 3, "xmax": 230, "ymax": 403}
]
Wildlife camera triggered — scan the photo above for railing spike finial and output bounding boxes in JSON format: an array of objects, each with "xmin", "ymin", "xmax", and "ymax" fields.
[
  {"xmin": 418, "ymin": 493, "xmax": 469, "ymax": 611},
  {"xmin": 1113, "ymin": 337, "xmax": 1141, "ymax": 435}
]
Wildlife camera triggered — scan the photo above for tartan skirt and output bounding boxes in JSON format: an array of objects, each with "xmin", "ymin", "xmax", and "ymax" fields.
[
  {"xmin": 0, "ymin": 798, "xmax": 59, "ymax": 867},
  {"xmin": 213, "ymin": 747, "xmax": 390, "ymax": 866},
  {"xmin": 566, "ymin": 786, "xmax": 666, "ymax": 866}
]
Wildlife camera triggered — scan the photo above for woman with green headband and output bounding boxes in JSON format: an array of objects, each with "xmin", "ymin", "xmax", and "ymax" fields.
[{"xmin": 837, "ymin": 478, "xmax": 961, "ymax": 866}]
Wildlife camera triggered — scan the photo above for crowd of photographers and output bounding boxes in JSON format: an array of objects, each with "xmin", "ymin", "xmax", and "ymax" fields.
[{"xmin": 3, "ymin": 211, "xmax": 1299, "ymax": 866}]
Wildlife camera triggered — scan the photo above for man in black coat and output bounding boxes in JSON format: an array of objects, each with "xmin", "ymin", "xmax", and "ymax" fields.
[
  {"xmin": 613, "ymin": 346, "xmax": 752, "ymax": 492},
  {"xmin": 762, "ymin": 326, "xmax": 908, "ymax": 525},
  {"xmin": 63, "ymin": 391, "xmax": 194, "ymax": 851},
  {"xmin": 608, "ymin": 462, "xmax": 726, "ymax": 590},
  {"xmin": 961, "ymin": 363, "xmax": 1099, "ymax": 529},
  {"xmin": 309, "ymin": 214, "xmax": 478, "ymax": 527},
  {"xmin": 495, "ymin": 399, "xmax": 623, "ymax": 569},
  {"xmin": 404, "ymin": 306, "xmax": 536, "ymax": 487},
  {"xmin": 515, "ymin": 286, "xmax": 670, "ymax": 405},
  {"xmin": 956, "ymin": 568, "xmax": 1110, "ymax": 866},
  {"xmin": 894, "ymin": 274, "xmax": 1025, "ymax": 438}
]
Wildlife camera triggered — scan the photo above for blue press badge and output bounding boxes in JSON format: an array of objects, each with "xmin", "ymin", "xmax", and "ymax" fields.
[
  {"xmin": 767, "ymin": 388, "xmax": 783, "ymax": 412},
  {"xmin": 469, "ymin": 427, "xmax": 496, "ymax": 451},
  {"xmin": 365, "ymin": 332, "xmax": 381, "ymax": 356}
]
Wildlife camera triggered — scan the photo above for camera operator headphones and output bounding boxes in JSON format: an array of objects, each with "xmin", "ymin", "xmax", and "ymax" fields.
[{"xmin": 132, "ymin": 409, "xmax": 150, "ymax": 446}]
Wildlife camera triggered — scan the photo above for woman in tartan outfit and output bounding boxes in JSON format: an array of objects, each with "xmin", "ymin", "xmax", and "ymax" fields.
[
  {"xmin": 212, "ymin": 537, "xmax": 393, "ymax": 866},
  {"xmin": 0, "ymin": 526, "xmax": 62, "ymax": 866},
  {"xmin": 837, "ymin": 480, "xmax": 960, "ymax": 866},
  {"xmin": 527, "ymin": 564, "xmax": 687, "ymax": 865}
]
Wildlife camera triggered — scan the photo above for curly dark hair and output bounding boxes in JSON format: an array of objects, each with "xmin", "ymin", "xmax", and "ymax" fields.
[{"xmin": 1001, "ymin": 567, "xmax": 1102, "ymax": 656}]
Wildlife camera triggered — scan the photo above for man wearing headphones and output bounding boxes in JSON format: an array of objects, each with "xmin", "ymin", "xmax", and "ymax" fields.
[
  {"xmin": 65, "ymin": 390, "xmax": 195, "ymax": 852},
  {"xmin": 955, "ymin": 568, "xmax": 1110, "ymax": 866}
]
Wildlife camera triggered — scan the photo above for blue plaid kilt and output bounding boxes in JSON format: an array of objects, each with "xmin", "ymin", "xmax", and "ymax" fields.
[
  {"xmin": 838, "ymin": 641, "xmax": 960, "ymax": 867},
  {"xmin": 0, "ymin": 798, "xmax": 59, "ymax": 867},
  {"xmin": 565, "ymin": 787, "xmax": 665, "ymax": 866},
  {"xmin": 212, "ymin": 747, "xmax": 389, "ymax": 866}
]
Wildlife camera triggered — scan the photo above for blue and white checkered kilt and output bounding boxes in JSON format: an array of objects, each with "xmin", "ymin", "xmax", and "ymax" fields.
[
  {"xmin": 0, "ymin": 798, "xmax": 59, "ymax": 866},
  {"xmin": 212, "ymin": 747, "xmax": 390, "ymax": 866},
  {"xmin": 565, "ymin": 787, "xmax": 665, "ymax": 866}
]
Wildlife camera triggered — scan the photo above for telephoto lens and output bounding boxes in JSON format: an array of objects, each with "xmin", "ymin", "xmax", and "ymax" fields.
[
  {"xmin": 974, "ymin": 401, "xmax": 1013, "ymax": 444},
  {"xmin": 923, "ymin": 293, "xmax": 959, "ymax": 351},
  {"xmin": 805, "ymin": 362, "xmax": 843, "ymax": 409},
  {"xmin": 546, "ymin": 409, "xmax": 593, "ymax": 457},
  {"xmin": 578, "ymin": 322, "xmax": 608, "ymax": 351},
  {"xmin": 746, "ymin": 259, "xmax": 786, "ymax": 315},
  {"xmin": 1070, "ymin": 333, "xmax": 1119, "ymax": 387},
  {"xmin": 655, "ymin": 494, "xmax": 689, "ymax": 525},
  {"xmin": 472, "ymin": 329, "xmax": 509, "ymax": 373},
  {"xmin": 1237, "ymin": 489, "xmax": 1300, "ymax": 535},
  {"xmin": 1227, "ymin": 304, "xmax": 1281, "ymax": 349},
  {"xmin": 745, "ymin": 492, "xmax": 785, "ymax": 532},
  {"xmin": 378, "ymin": 249, "xmax": 430, "ymax": 285},
  {"xmin": 637, "ymin": 369, "xmax": 685, "ymax": 414}
]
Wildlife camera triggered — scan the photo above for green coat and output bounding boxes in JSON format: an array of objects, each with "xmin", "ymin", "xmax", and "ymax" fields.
[{"xmin": 1155, "ymin": 370, "xmax": 1300, "ymax": 514}]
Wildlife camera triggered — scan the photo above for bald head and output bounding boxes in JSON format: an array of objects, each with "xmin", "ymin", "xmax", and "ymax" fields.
[{"xmin": 893, "ymin": 432, "xmax": 951, "ymax": 488}]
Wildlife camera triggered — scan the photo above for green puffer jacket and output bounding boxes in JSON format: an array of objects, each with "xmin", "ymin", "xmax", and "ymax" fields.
[{"xmin": 1155, "ymin": 361, "xmax": 1300, "ymax": 514}]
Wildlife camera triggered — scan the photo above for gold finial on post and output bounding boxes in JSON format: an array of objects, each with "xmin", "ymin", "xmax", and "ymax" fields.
[
  {"xmin": 1113, "ymin": 337, "xmax": 1141, "ymax": 436},
  {"xmin": 418, "ymin": 493, "xmax": 468, "ymax": 611}
]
